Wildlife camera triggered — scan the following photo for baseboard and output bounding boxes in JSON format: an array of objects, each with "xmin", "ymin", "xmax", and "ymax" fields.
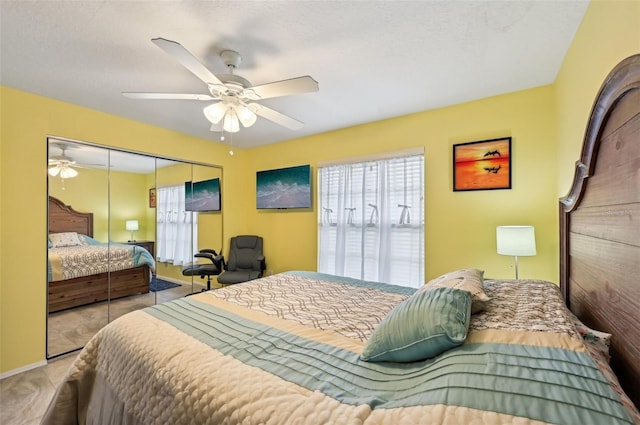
[{"xmin": 0, "ymin": 359, "xmax": 48, "ymax": 380}]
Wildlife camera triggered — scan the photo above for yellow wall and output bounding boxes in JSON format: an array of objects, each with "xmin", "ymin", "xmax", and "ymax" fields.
[
  {"xmin": 555, "ymin": 0, "xmax": 640, "ymax": 194},
  {"xmin": 1, "ymin": 0, "xmax": 638, "ymax": 375},
  {"xmin": 244, "ymin": 86, "xmax": 558, "ymax": 281}
]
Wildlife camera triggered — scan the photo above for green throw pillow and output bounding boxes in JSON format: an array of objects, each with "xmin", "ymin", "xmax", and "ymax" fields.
[{"xmin": 360, "ymin": 287, "xmax": 472, "ymax": 363}]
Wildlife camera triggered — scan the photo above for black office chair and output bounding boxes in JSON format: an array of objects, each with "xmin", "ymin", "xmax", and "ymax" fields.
[
  {"xmin": 182, "ymin": 248, "xmax": 224, "ymax": 291},
  {"xmin": 217, "ymin": 235, "xmax": 266, "ymax": 285}
]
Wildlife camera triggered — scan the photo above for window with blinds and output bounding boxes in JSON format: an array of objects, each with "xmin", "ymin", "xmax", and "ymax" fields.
[{"xmin": 317, "ymin": 153, "xmax": 424, "ymax": 288}]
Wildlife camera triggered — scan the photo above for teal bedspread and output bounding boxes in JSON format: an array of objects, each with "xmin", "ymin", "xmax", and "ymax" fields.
[{"xmin": 42, "ymin": 271, "xmax": 637, "ymax": 425}]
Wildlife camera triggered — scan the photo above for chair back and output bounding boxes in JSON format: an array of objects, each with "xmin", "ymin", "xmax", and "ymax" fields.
[{"xmin": 227, "ymin": 235, "xmax": 263, "ymax": 272}]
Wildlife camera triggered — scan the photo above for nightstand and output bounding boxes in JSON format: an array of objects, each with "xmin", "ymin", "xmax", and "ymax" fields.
[{"xmin": 124, "ymin": 240, "xmax": 155, "ymax": 256}]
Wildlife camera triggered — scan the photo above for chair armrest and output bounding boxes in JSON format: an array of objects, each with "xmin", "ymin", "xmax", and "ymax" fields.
[
  {"xmin": 199, "ymin": 248, "xmax": 218, "ymax": 256},
  {"xmin": 194, "ymin": 252, "xmax": 215, "ymax": 262},
  {"xmin": 213, "ymin": 254, "xmax": 225, "ymax": 270},
  {"xmin": 256, "ymin": 255, "xmax": 266, "ymax": 273}
]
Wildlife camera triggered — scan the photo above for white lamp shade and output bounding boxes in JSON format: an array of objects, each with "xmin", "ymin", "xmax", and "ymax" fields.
[
  {"xmin": 59, "ymin": 166, "xmax": 78, "ymax": 179},
  {"xmin": 125, "ymin": 220, "xmax": 139, "ymax": 231},
  {"xmin": 236, "ymin": 104, "xmax": 257, "ymax": 127},
  {"xmin": 48, "ymin": 166, "xmax": 60, "ymax": 177},
  {"xmin": 203, "ymin": 101, "xmax": 257, "ymax": 133},
  {"xmin": 203, "ymin": 102, "xmax": 227, "ymax": 124},
  {"xmin": 49, "ymin": 165, "xmax": 78, "ymax": 178},
  {"xmin": 497, "ymin": 226, "xmax": 536, "ymax": 256},
  {"xmin": 223, "ymin": 109, "xmax": 240, "ymax": 133}
]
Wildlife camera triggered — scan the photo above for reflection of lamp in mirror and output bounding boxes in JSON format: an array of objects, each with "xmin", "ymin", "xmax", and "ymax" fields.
[
  {"xmin": 496, "ymin": 225, "xmax": 536, "ymax": 279},
  {"xmin": 126, "ymin": 220, "xmax": 139, "ymax": 242}
]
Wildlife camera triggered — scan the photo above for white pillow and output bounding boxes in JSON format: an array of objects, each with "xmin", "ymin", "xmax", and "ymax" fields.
[{"xmin": 49, "ymin": 232, "xmax": 83, "ymax": 248}]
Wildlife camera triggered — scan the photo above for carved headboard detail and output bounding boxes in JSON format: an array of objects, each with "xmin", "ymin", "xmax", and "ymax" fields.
[
  {"xmin": 559, "ymin": 54, "xmax": 640, "ymax": 407},
  {"xmin": 48, "ymin": 196, "xmax": 94, "ymax": 237}
]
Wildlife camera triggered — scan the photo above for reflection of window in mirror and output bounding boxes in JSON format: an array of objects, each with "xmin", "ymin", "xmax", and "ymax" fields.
[
  {"xmin": 155, "ymin": 161, "xmax": 198, "ymax": 292},
  {"xmin": 155, "ymin": 163, "xmax": 224, "ymax": 294}
]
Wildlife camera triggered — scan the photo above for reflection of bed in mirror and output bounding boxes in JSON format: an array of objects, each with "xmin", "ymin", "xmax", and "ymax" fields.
[{"xmin": 47, "ymin": 196, "xmax": 155, "ymax": 313}]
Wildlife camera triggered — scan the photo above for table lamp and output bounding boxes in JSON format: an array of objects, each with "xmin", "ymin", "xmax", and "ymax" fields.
[
  {"xmin": 126, "ymin": 220, "xmax": 139, "ymax": 242},
  {"xmin": 496, "ymin": 225, "xmax": 536, "ymax": 279}
]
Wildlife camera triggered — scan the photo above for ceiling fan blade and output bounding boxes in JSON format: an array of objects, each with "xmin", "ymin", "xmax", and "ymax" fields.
[
  {"xmin": 248, "ymin": 103, "xmax": 304, "ymax": 130},
  {"xmin": 49, "ymin": 158, "xmax": 76, "ymax": 165},
  {"xmin": 151, "ymin": 37, "xmax": 224, "ymax": 86},
  {"xmin": 122, "ymin": 92, "xmax": 215, "ymax": 101},
  {"xmin": 245, "ymin": 76, "xmax": 319, "ymax": 100}
]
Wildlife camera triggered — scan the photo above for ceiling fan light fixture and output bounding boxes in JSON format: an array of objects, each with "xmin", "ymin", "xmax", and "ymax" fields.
[
  {"xmin": 204, "ymin": 100, "xmax": 255, "ymax": 132},
  {"xmin": 223, "ymin": 108, "xmax": 240, "ymax": 133},
  {"xmin": 48, "ymin": 165, "xmax": 61, "ymax": 177},
  {"xmin": 236, "ymin": 104, "xmax": 257, "ymax": 128},
  {"xmin": 59, "ymin": 166, "xmax": 78, "ymax": 179},
  {"xmin": 203, "ymin": 102, "xmax": 227, "ymax": 124},
  {"xmin": 49, "ymin": 163, "xmax": 78, "ymax": 179}
]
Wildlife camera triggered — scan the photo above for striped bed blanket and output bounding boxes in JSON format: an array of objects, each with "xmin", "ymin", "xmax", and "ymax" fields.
[
  {"xmin": 48, "ymin": 241, "xmax": 155, "ymax": 282},
  {"xmin": 42, "ymin": 271, "xmax": 636, "ymax": 424}
]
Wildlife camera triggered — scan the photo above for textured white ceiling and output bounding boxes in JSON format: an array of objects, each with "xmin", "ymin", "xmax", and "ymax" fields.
[{"xmin": 1, "ymin": 1, "xmax": 589, "ymax": 149}]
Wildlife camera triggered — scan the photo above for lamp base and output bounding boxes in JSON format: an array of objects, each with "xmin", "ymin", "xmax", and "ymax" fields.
[{"xmin": 128, "ymin": 240, "xmax": 136, "ymax": 243}]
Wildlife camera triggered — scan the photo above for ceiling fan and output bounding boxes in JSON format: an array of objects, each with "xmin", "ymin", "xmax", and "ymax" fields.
[
  {"xmin": 123, "ymin": 38, "xmax": 319, "ymax": 133},
  {"xmin": 48, "ymin": 144, "xmax": 79, "ymax": 179}
]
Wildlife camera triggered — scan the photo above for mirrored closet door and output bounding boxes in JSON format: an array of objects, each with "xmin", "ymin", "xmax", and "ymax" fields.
[{"xmin": 47, "ymin": 138, "xmax": 222, "ymax": 358}]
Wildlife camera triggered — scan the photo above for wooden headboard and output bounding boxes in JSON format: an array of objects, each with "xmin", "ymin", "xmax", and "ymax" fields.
[
  {"xmin": 48, "ymin": 196, "xmax": 94, "ymax": 237},
  {"xmin": 559, "ymin": 54, "xmax": 640, "ymax": 408}
]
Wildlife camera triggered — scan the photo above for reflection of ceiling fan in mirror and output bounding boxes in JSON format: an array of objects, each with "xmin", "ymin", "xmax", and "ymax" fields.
[
  {"xmin": 48, "ymin": 142, "xmax": 108, "ymax": 179},
  {"xmin": 123, "ymin": 38, "xmax": 319, "ymax": 134},
  {"xmin": 48, "ymin": 144, "xmax": 80, "ymax": 179}
]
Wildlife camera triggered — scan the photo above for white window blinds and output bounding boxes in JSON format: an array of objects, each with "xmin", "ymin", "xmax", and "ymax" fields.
[{"xmin": 318, "ymin": 154, "xmax": 424, "ymax": 287}]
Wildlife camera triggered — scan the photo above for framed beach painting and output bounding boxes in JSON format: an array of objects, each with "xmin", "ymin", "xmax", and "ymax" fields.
[{"xmin": 453, "ymin": 137, "xmax": 512, "ymax": 191}]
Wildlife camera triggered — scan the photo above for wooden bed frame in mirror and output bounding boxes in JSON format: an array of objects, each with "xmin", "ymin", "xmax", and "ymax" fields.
[
  {"xmin": 48, "ymin": 196, "xmax": 151, "ymax": 313},
  {"xmin": 559, "ymin": 54, "xmax": 640, "ymax": 408}
]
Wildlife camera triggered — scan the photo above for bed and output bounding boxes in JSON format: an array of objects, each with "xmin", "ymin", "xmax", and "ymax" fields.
[
  {"xmin": 48, "ymin": 196, "xmax": 155, "ymax": 313},
  {"xmin": 42, "ymin": 55, "xmax": 639, "ymax": 424}
]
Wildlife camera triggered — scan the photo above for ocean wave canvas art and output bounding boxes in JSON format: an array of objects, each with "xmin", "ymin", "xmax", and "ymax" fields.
[
  {"xmin": 185, "ymin": 178, "xmax": 221, "ymax": 211},
  {"xmin": 256, "ymin": 165, "xmax": 311, "ymax": 209}
]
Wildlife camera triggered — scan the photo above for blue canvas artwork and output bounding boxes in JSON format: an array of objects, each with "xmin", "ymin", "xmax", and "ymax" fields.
[
  {"xmin": 185, "ymin": 178, "xmax": 221, "ymax": 212},
  {"xmin": 256, "ymin": 165, "xmax": 311, "ymax": 209}
]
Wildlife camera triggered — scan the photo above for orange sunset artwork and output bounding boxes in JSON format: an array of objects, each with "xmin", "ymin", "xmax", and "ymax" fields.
[{"xmin": 454, "ymin": 138, "xmax": 511, "ymax": 191}]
